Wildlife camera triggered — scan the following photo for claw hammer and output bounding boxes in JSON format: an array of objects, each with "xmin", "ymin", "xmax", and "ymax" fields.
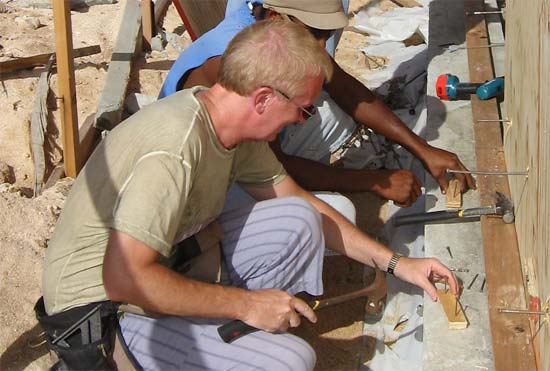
[
  {"xmin": 393, "ymin": 192, "xmax": 514, "ymax": 227},
  {"xmin": 217, "ymin": 269, "xmax": 385, "ymax": 343}
]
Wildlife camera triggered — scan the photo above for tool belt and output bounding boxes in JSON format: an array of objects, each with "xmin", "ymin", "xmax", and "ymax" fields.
[
  {"xmin": 35, "ymin": 222, "xmax": 226, "ymax": 370},
  {"xmin": 329, "ymin": 126, "xmax": 370, "ymax": 166},
  {"xmin": 34, "ymin": 298, "xmax": 142, "ymax": 371}
]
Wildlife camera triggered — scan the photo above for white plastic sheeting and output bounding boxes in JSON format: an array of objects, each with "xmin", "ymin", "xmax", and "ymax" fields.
[
  {"xmin": 352, "ymin": 2, "xmax": 433, "ymax": 370},
  {"xmin": 354, "ymin": 4, "xmax": 429, "ymax": 45}
]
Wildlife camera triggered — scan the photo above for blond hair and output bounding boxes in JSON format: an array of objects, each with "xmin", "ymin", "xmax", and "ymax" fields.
[{"xmin": 219, "ymin": 20, "xmax": 333, "ymax": 97}]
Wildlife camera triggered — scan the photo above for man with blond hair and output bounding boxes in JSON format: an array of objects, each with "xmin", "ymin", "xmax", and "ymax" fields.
[{"xmin": 41, "ymin": 21, "xmax": 457, "ymax": 370}]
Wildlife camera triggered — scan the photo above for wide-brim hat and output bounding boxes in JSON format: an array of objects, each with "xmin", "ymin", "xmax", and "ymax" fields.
[{"xmin": 263, "ymin": 0, "xmax": 349, "ymax": 30}]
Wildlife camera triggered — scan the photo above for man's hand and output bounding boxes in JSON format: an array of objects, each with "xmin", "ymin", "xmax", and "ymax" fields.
[
  {"xmin": 418, "ymin": 145, "xmax": 476, "ymax": 194},
  {"xmin": 370, "ymin": 169, "xmax": 422, "ymax": 207},
  {"xmin": 392, "ymin": 256, "xmax": 460, "ymax": 301},
  {"xmin": 241, "ymin": 289, "xmax": 317, "ymax": 332}
]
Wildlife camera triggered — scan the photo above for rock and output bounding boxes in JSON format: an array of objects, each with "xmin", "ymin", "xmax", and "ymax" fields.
[
  {"xmin": 150, "ymin": 34, "xmax": 167, "ymax": 52},
  {"xmin": 14, "ymin": 16, "xmax": 42, "ymax": 30},
  {"xmin": 0, "ymin": 161, "xmax": 15, "ymax": 184},
  {"xmin": 125, "ymin": 93, "xmax": 157, "ymax": 115}
]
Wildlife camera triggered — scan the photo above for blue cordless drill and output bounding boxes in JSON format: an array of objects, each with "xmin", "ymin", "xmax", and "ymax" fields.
[{"xmin": 436, "ymin": 74, "xmax": 504, "ymax": 101}]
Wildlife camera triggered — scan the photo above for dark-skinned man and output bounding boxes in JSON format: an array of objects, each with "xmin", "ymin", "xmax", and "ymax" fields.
[{"xmin": 160, "ymin": 0, "xmax": 476, "ymax": 211}]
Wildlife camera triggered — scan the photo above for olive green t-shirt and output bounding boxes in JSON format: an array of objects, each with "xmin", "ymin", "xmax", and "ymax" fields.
[{"xmin": 43, "ymin": 87, "xmax": 286, "ymax": 314}]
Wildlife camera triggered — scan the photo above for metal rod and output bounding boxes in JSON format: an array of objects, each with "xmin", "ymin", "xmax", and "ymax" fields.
[
  {"xmin": 477, "ymin": 119, "xmax": 511, "ymax": 122},
  {"xmin": 466, "ymin": 10, "xmax": 504, "ymax": 15},
  {"xmin": 447, "ymin": 43, "xmax": 505, "ymax": 53},
  {"xmin": 498, "ymin": 308, "xmax": 547, "ymax": 315},
  {"xmin": 480, "ymin": 277, "xmax": 486, "ymax": 292},
  {"xmin": 451, "ymin": 268, "xmax": 470, "ymax": 272},
  {"xmin": 446, "ymin": 246, "xmax": 453, "ymax": 259},
  {"xmin": 447, "ymin": 169, "xmax": 529, "ymax": 176}
]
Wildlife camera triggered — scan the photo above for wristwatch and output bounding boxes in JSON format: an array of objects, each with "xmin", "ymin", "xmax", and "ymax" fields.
[{"xmin": 387, "ymin": 253, "xmax": 402, "ymax": 275}]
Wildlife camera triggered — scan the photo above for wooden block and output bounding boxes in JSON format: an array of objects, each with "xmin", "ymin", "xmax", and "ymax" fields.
[
  {"xmin": 437, "ymin": 289, "xmax": 468, "ymax": 329},
  {"xmin": 446, "ymin": 179, "xmax": 462, "ymax": 208}
]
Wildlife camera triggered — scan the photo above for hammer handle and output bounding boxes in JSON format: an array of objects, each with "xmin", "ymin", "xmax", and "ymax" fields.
[
  {"xmin": 218, "ymin": 271, "xmax": 385, "ymax": 343},
  {"xmin": 394, "ymin": 206, "xmax": 499, "ymax": 226},
  {"xmin": 218, "ymin": 321, "xmax": 259, "ymax": 343},
  {"xmin": 394, "ymin": 210, "xmax": 461, "ymax": 226}
]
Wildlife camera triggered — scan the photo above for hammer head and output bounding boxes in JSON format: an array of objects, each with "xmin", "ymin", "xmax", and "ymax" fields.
[{"xmin": 495, "ymin": 191, "xmax": 515, "ymax": 223}]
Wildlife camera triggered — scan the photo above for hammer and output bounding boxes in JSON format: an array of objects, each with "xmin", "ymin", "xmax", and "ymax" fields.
[
  {"xmin": 217, "ymin": 269, "xmax": 385, "ymax": 343},
  {"xmin": 394, "ymin": 191, "xmax": 514, "ymax": 227}
]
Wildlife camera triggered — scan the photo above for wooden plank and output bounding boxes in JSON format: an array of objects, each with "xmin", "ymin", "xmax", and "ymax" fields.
[
  {"xmin": 0, "ymin": 45, "xmax": 101, "ymax": 74},
  {"xmin": 464, "ymin": 1, "xmax": 537, "ymax": 369},
  {"xmin": 30, "ymin": 56, "xmax": 54, "ymax": 195},
  {"xmin": 141, "ymin": 0, "xmax": 154, "ymax": 51},
  {"xmin": 504, "ymin": 0, "xmax": 549, "ymax": 369},
  {"xmin": 437, "ymin": 289, "xmax": 468, "ymax": 329},
  {"xmin": 446, "ymin": 179, "xmax": 462, "ymax": 208},
  {"xmin": 52, "ymin": 1, "xmax": 79, "ymax": 177},
  {"xmin": 95, "ymin": 0, "xmax": 141, "ymax": 131},
  {"xmin": 154, "ymin": 0, "xmax": 172, "ymax": 24},
  {"xmin": 175, "ymin": 0, "xmax": 226, "ymax": 40}
]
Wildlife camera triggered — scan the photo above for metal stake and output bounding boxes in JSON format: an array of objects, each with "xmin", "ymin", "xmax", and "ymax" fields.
[
  {"xmin": 477, "ymin": 119, "xmax": 511, "ymax": 123},
  {"xmin": 446, "ymin": 43, "xmax": 505, "ymax": 53},
  {"xmin": 498, "ymin": 309, "xmax": 547, "ymax": 315},
  {"xmin": 447, "ymin": 169, "xmax": 529, "ymax": 176},
  {"xmin": 466, "ymin": 10, "xmax": 504, "ymax": 15}
]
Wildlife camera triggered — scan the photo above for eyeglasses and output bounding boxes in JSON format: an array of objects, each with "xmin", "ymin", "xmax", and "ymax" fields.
[{"xmin": 271, "ymin": 87, "xmax": 317, "ymax": 120}]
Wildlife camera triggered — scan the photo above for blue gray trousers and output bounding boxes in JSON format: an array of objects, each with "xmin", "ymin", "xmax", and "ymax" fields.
[{"xmin": 120, "ymin": 197, "xmax": 326, "ymax": 371}]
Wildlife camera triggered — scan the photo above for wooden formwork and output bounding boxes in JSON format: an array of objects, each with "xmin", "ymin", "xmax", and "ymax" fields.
[{"xmin": 504, "ymin": 1, "xmax": 550, "ymax": 370}]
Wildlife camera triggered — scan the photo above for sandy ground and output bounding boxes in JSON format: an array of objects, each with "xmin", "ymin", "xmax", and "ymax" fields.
[{"xmin": 0, "ymin": 0, "xmax": 391, "ymax": 369}]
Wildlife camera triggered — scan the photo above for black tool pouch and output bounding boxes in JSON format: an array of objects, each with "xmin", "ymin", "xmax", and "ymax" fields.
[{"xmin": 34, "ymin": 297, "xmax": 120, "ymax": 371}]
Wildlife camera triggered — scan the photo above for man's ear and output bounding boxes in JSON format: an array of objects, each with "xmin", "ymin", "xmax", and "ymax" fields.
[
  {"xmin": 252, "ymin": 87, "xmax": 274, "ymax": 115},
  {"xmin": 265, "ymin": 9, "xmax": 283, "ymax": 21}
]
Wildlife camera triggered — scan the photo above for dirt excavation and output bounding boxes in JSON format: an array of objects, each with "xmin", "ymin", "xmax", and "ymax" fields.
[{"xmin": 0, "ymin": 0, "xmax": 395, "ymax": 369}]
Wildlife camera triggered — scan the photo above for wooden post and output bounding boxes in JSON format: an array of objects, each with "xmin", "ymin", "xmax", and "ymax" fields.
[
  {"xmin": 464, "ymin": 0, "xmax": 537, "ymax": 369},
  {"xmin": 52, "ymin": 1, "xmax": 80, "ymax": 177},
  {"xmin": 141, "ymin": 0, "xmax": 154, "ymax": 51}
]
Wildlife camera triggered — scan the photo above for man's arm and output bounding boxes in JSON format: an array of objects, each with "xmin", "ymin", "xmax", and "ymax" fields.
[
  {"xmin": 325, "ymin": 59, "xmax": 476, "ymax": 194},
  {"xmin": 181, "ymin": 56, "xmax": 221, "ymax": 90},
  {"xmin": 269, "ymin": 139, "xmax": 422, "ymax": 207},
  {"xmin": 102, "ymin": 230, "xmax": 316, "ymax": 332},
  {"xmin": 243, "ymin": 176, "xmax": 459, "ymax": 300}
]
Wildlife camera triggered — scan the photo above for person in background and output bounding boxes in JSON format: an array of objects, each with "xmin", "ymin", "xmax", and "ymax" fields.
[{"xmin": 160, "ymin": 0, "xmax": 475, "ymax": 213}]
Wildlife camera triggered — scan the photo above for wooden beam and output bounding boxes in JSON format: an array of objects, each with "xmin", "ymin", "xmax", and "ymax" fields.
[
  {"xmin": 154, "ymin": 0, "xmax": 172, "ymax": 24},
  {"xmin": 464, "ymin": 1, "xmax": 537, "ymax": 369},
  {"xmin": 504, "ymin": 0, "xmax": 549, "ymax": 369},
  {"xmin": 0, "ymin": 45, "xmax": 101, "ymax": 74},
  {"xmin": 141, "ymin": 0, "xmax": 154, "ymax": 51},
  {"xmin": 52, "ymin": 1, "xmax": 79, "ymax": 177},
  {"xmin": 95, "ymin": 0, "xmax": 141, "ymax": 131},
  {"xmin": 174, "ymin": 0, "xmax": 227, "ymax": 40}
]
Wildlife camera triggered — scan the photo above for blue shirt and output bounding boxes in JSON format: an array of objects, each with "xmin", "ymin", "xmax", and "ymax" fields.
[{"xmin": 159, "ymin": 2, "xmax": 256, "ymax": 98}]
